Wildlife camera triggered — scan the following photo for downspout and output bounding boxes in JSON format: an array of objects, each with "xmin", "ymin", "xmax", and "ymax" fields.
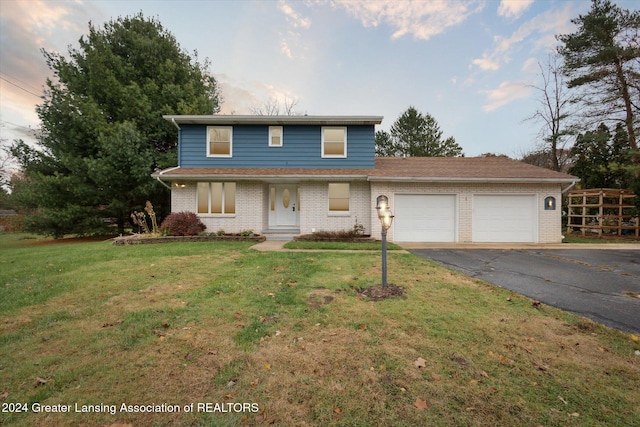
[
  {"xmin": 155, "ymin": 166, "xmax": 180, "ymax": 190},
  {"xmin": 562, "ymin": 181, "xmax": 577, "ymax": 194},
  {"xmin": 155, "ymin": 175, "xmax": 172, "ymax": 190},
  {"xmin": 154, "ymin": 117, "xmax": 182, "ymax": 190}
]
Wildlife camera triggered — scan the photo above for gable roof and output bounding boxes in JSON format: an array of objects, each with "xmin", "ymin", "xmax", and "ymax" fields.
[
  {"xmin": 153, "ymin": 157, "xmax": 578, "ymax": 184},
  {"xmin": 164, "ymin": 115, "xmax": 384, "ymax": 126}
]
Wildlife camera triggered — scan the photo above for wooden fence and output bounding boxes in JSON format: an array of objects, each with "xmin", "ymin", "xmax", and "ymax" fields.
[{"xmin": 567, "ymin": 189, "xmax": 639, "ymax": 238}]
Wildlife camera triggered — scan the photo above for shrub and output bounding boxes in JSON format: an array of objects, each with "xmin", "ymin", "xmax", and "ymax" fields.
[
  {"xmin": 0, "ymin": 215, "xmax": 26, "ymax": 233},
  {"xmin": 159, "ymin": 212, "xmax": 206, "ymax": 236}
]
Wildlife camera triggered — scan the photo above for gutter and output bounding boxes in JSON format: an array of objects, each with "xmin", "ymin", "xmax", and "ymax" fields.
[
  {"xmin": 367, "ymin": 176, "xmax": 579, "ymax": 184},
  {"xmin": 152, "ymin": 173, "xmax": 370, "ymax": 181},
  {"xmin": 561, "ymin": 180, "xmax": 577, "ymax": 194},
  {"xmin": 153, "ymin": 166, "xmax": 180, "ymax": 190}
]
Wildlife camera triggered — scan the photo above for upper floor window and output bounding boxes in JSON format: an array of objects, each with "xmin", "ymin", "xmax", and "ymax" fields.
[
  {"xmin": 207, "ymin": 126, "xmax": 232, "ymax": 157},
  {"xmin": 269, "ymin": 126, "xmax": 283, "ymax": 147},
  {"xmin": 322, "ymin": 127, "xmax": 347, "ymax": 158}
]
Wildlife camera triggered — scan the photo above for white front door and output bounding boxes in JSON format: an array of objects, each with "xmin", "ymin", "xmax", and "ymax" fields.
[{"xmin": 271, "ymin": 185, "xmax": 299, "ymax": 227}]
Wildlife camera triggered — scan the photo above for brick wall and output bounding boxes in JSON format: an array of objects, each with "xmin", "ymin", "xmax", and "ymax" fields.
[
  {"xmin": 172, "ymin": 180, "xmax": 563, "ymax": 243},
  {"xmin": 171, "ymin": 181, "xmax": 265, "ymax": 234},
  {"xmin": 370, "ymin": 182, "xmax": 563, "ymax": 243}
]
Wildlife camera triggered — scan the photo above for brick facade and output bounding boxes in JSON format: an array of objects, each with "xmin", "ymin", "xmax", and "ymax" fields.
[
  {"xmin": 171, "ymin": 180, "xmax": 562, "ymax": 243},
  {"xmin": 369, "ymin": 182, "xmax": 563, "ymax": 243}
]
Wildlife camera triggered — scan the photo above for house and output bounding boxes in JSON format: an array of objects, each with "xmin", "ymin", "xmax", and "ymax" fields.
[{"xmin": 152, "ymin": 115, "xmax": 578, "ymax": 243}]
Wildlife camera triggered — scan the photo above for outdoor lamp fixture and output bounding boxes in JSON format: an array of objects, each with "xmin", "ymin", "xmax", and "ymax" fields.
[
  {"xmin": 544, "ymin": 196, "xmax": 556, "ymax": 210},
  {"xmin": 376, "ymin": 195, "xmax": 394, "ymax": 288}
]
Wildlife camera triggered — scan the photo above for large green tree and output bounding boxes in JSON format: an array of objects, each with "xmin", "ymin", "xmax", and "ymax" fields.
[
  {"xmin": 375, "ymin": 106, "xmax": 463, "ymax": 157},
  {"xmin": 557, "ymin": 0, "xmax": 639, "ymax": 153},
  {"xmin": 11, "ymin": 13, "xmax": 221, "ymax": 237},
  {"xmin": 569, "ymin": 123, "xmax": 633, "ymax": 189}
]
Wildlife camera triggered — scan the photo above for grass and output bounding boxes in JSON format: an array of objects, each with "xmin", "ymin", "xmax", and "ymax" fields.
[
  {"xmin": 1, "ymin": 233, "xmax": 639, "ymax": 426},
  {"xmin": 283, "ymin": 240, "xmax": 404, "ymax": 250}
]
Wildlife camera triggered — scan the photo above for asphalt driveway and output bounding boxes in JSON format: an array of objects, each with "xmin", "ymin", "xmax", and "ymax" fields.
[{"xmin": 409, "ymin": 248, "xmax": 640, "ymax": 334}]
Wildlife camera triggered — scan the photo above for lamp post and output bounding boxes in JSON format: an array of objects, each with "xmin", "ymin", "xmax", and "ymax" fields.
[{"xmin": 376, "ymin": 195, "xmax": 394, "ymax": 288}]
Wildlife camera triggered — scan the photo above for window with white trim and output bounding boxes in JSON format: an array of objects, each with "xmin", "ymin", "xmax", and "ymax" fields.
[
  {"xmin": 322, "ymin": 127, "xmax": 346, "ymax": 158},
  {"xmin": 197, "ymin": 182, "xmax": 236, "ymax": 214},
  {"xmin": 328, "ymin": 183, "xmax": 349, "ymax": 212},
  {"xmin": 207, "ymin": 126, "xmax": 232, "ymax": 157},
  {"xmin": 269, "ymin": 126, "xmax": 283, "ymax": 147}
]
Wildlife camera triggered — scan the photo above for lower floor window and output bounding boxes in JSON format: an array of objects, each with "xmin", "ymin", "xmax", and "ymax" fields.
[
  {"xmin": 328, "ymin": 183, "xmax": 350, "ymax": 212},
  {"xmin": 197, "ymin": 182, "xmax": 236, "ymax": 214}
]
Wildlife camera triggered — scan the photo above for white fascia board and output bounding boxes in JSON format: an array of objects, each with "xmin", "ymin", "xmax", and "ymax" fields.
[
  {"xmin": 367, "ymin": 176, "xmax": 578, "ymax": 184},
  {"xmin": 163, "ymin": 115, "xmax": 383, "ymax": 126}
]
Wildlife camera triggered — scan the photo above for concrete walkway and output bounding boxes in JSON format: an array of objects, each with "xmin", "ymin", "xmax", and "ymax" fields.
[
  {"xmin": 251, "ymin": 240, "xmax": 640, "ymax": 252},
  {"xmin": 249, "ymin": 240, "xmax": 409, "ymax": 253}
]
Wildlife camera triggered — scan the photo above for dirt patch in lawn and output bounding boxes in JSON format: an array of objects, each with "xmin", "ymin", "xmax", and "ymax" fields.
[{"xmin": 358, "ymin": 284, "xmax": 405, "ymax": 301}]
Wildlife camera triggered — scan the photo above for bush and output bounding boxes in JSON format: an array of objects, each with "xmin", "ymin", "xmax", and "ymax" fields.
[
  {"xmin": 0, "ymin": 215, "xmax": 26, "ymax": 233},
  {"xmin": 159, "ymin": 212, "xmax": 206, "ymax": 236}
]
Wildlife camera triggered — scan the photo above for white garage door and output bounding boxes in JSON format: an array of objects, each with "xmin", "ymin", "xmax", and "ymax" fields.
[
  {"xmin": 473, "ymin": 195, "xmax": 537, "ymax": 243},
  {"xmin": 394, "ymin": 194, "xmax": 456, "ymax": 242}
]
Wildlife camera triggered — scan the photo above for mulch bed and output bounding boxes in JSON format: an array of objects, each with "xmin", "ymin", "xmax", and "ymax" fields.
[
  {"xmin": 112, "ymin": 234, "xmax": 265, "ymax": 245},
  {"xmin": 358, "ymin": 284, "xmax": 405, "ymax": 301}
]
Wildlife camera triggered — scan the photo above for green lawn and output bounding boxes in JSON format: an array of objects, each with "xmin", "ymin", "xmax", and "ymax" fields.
[{"xmin": 1, "ymin": 233, "xmax": 638, "ymax": 426}]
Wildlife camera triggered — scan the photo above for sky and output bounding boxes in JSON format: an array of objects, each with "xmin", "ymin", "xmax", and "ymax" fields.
[{"xmin": 0, "ymin": 0, "xmax": 636, "ymax": 159}]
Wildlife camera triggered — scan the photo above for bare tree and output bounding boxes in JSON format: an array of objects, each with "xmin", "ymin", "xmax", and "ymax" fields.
[
  {"xmin": 526, "ymin": 54, "xmax": 576, "ymax": 171},
  {"xmin": 250, "ymin": 96, "xmax": 302, "ymax": 115}
]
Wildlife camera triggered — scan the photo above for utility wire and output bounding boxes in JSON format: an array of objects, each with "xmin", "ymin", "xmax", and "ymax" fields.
[
  {"xmin": 0, "ymin": 76, "xmax": 42, "ymax": 98},
  {"xmin": 0, "ymin": 72, "xmax": 42, "ymax": 94}
]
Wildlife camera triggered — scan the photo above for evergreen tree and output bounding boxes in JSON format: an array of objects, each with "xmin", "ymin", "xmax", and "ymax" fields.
[
  {"xmin": 11, "ymin": 13, "xmax": 221, "ymax": 237},
  {"xmin": 375, "ymin": 106, "xmax": 463, "ymax": 157},
  {"xmin": 557, "ymin": 0, "xmax": 640, "ymax": 153}
]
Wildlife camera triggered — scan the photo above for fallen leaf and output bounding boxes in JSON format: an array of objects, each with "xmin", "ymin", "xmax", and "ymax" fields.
[
  {"xmin": 264, "ymin": 363, "xmax": 271, "ymax": 370},
  {"xmin": 569, "ymin": 412, "xmax": 580, "ymax": 417},
  {"xmin": 35, "ymin": 377, "xmax": 49, "ymax": 387},
  {"xmin": 226, "ymin": 379, "xmax": 237, "ymax": 388},
  {"xmin": 414, "ymin": 398, "xmax": 428, "ymax": 410},
  {"xmin": 334, "ymin": 407, "xmax": 342, "ymax": 414},
  {"xmin": 267, "ymin": 293, "xmax": 275, "ymax": 298},
  {"xmin": 630, "ymin": 334, "xmax": 639, "ymax": 342},
  {"xmin": 185, "ymin": 353, "xmax": 193, "ymax": 361},
  {"xmin": 558, "ymin": 395, "xmax": 568, "ymax": 405},
  {"xmin": 250, "ymin": 378, "xmax": 259, "ymax": 389},
  {"xmin": 1, "ymin": 391, "xmax": 8, "ymax": 400},
  {"xmin": 414, "ymin": 357, "xmax": 426, "ymax": 368},
  {"xmin": 358, "ymin": 324, "xmax": 367, "ymax": 330}
]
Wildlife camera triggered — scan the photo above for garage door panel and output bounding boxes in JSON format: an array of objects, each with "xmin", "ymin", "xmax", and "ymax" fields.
[
  {"xmin": 473, "ymin": 195, "xmax": 536, "ymax": 243},
  {"xmin": 395, "ymin": 195, "xmax": 456, "ymax": 242}
]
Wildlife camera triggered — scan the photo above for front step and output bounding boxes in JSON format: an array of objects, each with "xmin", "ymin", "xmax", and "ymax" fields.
[
  {"xmin": 262, "ymin": 229, "xmax": 300, "ymax": 241},
  {"xmin": 264, "ymin": 234, "xmax": 296, "ymax": 241}
]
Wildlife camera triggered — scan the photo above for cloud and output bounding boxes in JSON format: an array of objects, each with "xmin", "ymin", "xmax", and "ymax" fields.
[
  {"xmin": 278, "ymin": 0, "xmax": 311, "ymax": 29},
  {"xmin": 471, "ymin": 3, "xmax": 575, "ymax": 71},
  {"xmin": 0, "ymin": 0, "xmax": 100, "ymax": 142},
  {"xmin": 324, "ymin": 0, "xmax": 485, "ymax": 40},
  {"xmin": 216, "ymin": 74, "xmax": 300, "ymax": 115},
  {"xmin": 471, "ymin": 54, "xmax": 500, "ymax": 71},
  {"xmin": 481, "ymin": 80, "xmax": 531, "ymax": 111},
  {"xmin": 276, "ymin": 1, "xmax": 312, "ymax": 60},
  {"xmin": 497, "ymin": 0, "xmax": 534, "ymax": 19}
]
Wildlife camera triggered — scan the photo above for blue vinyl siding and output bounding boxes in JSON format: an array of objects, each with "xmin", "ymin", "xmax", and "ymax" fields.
[{"xmin": 179, "ymin": 125, "xmax": 375, "ymax": 168}]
